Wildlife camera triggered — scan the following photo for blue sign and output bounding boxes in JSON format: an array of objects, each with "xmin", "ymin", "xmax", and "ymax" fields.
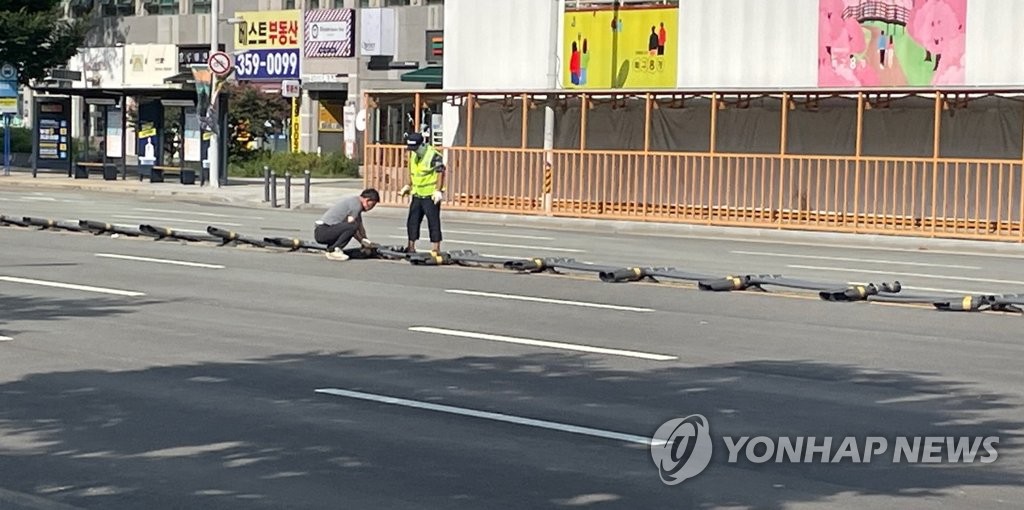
[
  {"xmin": 0, "ymin": 81, "xmax": 18, "ymax": 98},
  {"xmin": 234, "ymin": 49, "xmax": 300, "ymax": 80},
  {"xmin": 1, "ymin": 63, "xmax": 18, "ymax": 99}
]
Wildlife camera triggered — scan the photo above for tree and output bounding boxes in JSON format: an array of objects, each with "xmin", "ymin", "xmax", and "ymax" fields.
[
  {"xmin": 224, "ymin": 81, "xmax": 291, "ymax": 162},
  {"xmin": 0, "ymin": 0, "xmax": 87, "ymax": 85}
]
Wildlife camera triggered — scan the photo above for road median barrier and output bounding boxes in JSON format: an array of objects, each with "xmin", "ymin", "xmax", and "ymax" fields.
[
  {"xmin": 139, "ymin": 224, "xmax": 219, "ymax": 243},
  {"xmin": 79, "ymin": 220, "xmax": 144, "ymax": 237},
  {"xmin": 20, "ymin": 216, "xmax": 85, "ymax": 232},
  {"xmin": 207, "ymin": 226, "xmax": 270, "ymax": 248},
  {"xmin": 1, "ymin": 214, "xmax": 30, "ymax": 227},
  {"xmin": 3, "ymin": 209, "xmax": 1022, "ymax": 317}
]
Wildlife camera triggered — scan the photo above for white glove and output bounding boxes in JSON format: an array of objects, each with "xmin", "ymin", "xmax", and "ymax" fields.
[
  {"xmin": 399, "ymin": 185, "xmax": 411, "ymax": 196},
  {"xmin": 432, "ymin": 190, "xmax": 444, "ymax": 204}
]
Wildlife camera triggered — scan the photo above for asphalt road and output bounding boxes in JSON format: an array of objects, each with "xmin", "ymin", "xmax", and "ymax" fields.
[{"xmin": 1, "ymin": 188, "xmax": 1023, "ymax": 509}]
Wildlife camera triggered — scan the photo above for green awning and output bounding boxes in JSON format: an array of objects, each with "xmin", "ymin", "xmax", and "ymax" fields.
[{"xmin": 400, "ymin": 66, "xmax": 442, "ymax": 86}]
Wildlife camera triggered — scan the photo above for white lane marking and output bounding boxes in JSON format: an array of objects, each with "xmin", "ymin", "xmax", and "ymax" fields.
[
  {"xmin": 788, "ymin": 265, "xmax": 1024, "ymax": 287},
  {"xmin": 0, "ymin": 276, "xmax": 146, "ymax": 297},
  {"xmin": 396, "ymin": 226, "xmax": 554, "ymax": 240},
  {"xmin": 732, "ymin": 250, "xmax": 981, "ymax": 270},
  {"xmin": 133, "ymin": 208, "xmax": 261, "ymax": 220},
  {"xmin": 408, "ymin": 326, "xmax": 676, "ymax": 361},
  {"xmin": 0, "ymin": 336, "xmax": 12, "ymax": 342},
  {"xmin": 445, "ymin": 289, "xmax": 654, "ymax": 312},
  {"xmin": 457, "ymin": 220, "xmax": 1024, "ymax": 260},
  {"xmin": 386, "ymin": 235, "xmax": 584, "ymax": 253},
  {"xmin": 112, "ymin": 215, "xmax": 241, "ymax": 227},
  {"xmin": 20, "ymin": 196, "xmax": 57, "ymax": 201},
  {"xmin": 95, "ymin": 253, "xmax": 225, "ymax": 269},
  {"xmin": 0, "ymin": 486, "xmax": 86, "ymax": 510},
  {"xmin": 894, "ymin": 286, "xmax": 990, "ymax": 295},
  {"xmin": 481, "ymin": 253, "xmax": 530, "ymax": 260},
  {"xmin": 314, "ymin": 388, "xmax": 661, "ymax": 446}
]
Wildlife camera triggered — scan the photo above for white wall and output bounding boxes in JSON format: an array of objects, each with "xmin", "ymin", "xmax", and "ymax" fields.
[
  {"xmin": 678, "ymin": 0, "xmax": 818, "ymax": 88},
  {"xmin": 445, "ymin": 0, "xmax": 1024, "ymax": 90},
  {"xmin": 966, "ymin": 0, "xmax": 1024, "ymax": 86},
  {"xmin": 443, "ymin": 0, "xmax": 560, "ymax": 146},
  {"xmin": 443, "ymin": 0, "xmax": 558, "ymax": 90}
]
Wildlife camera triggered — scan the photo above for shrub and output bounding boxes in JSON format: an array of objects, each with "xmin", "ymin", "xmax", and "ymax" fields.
[
  {"xmin": 5, "ymin": 127, "xmax": 33, "ymax": 153},
  {"xmin": 229, "ymin": 151, "xmax": 359, "ymax": 178}
]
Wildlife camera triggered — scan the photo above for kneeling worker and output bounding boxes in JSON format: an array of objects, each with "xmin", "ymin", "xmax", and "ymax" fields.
[
  {"xmin": 399, "ymin": 133, "xmax": 446, "ymax": 253},
  {"xmin": 314, "ymin": 188, "xmax": 380, "ymax": 260}
]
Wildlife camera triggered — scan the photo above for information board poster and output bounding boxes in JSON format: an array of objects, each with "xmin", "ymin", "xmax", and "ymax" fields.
[
  {"xmin": 34, "ymin": 98, "xmax": 71, "ymax": 171},
  {"xmin": 234, "ymin": 10, "xmax": 302, "ymax": 81}
]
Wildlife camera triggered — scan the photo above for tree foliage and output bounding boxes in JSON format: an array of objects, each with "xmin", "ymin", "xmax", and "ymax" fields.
[
  {"xmin": 0, "ymin": 0, "xmax": 87, "ymax": 85},
  {"xmin": 224, "ymin": 81, "xmax": 291, "ymax": 162}
]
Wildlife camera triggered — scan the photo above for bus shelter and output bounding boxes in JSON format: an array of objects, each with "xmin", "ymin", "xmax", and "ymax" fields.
[{"xmin": 28, "ymin": 84, "xmax": 228, "ymax": 186}]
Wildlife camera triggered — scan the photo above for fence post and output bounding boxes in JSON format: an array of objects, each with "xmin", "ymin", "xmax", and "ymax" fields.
[
  {"xmin": 285, "ymin": 172, "xmax": 292, "ymax": 209},
  {"xmin": 304, "ymin": 169, "xmax": 311, "ymax": 204},
  {"xmin": 263, "ymin": 165, "xmax": 271, "ymax": 202},
  {"xmin": 270, "ymin": 171, "xmax": 278, "ymax": 208}
]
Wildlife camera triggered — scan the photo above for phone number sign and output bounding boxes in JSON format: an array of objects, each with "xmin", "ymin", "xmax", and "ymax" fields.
[{"xmin": 235, "ymin": 49, "xmax": 300, "ymax": 80}]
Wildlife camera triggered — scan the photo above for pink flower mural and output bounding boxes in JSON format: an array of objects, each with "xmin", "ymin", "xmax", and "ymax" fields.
[{"xmin": 818, "ymin": 0, "xmax": 966, "ymax": 87}]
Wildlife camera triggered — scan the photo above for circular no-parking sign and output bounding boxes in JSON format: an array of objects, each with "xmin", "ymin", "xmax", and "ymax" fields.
[
  {"xmin": 208, "ymin": 51, "xmax": 233, "ymax": 76},
  {"xmin": 0, "ymin": 63, "xmax": 17, "ymax": 81}
]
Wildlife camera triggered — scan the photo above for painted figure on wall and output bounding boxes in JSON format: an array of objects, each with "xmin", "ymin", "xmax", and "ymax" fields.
[
  {"xmin": 818, "ymin": 0, "xmax": 966, "ymax": 87},
  {"xmin": 563, "ymin": 5, "xmax": 678, "ymax": 89}
]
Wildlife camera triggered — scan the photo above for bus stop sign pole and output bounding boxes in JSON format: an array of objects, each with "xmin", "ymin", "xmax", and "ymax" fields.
[
  {"xmin": 3, "ymin": 113, "xmax": 10, "ymax": 176},
  {"xmin": 1, "ymin": 62, "xmax": 17, "ymax": 176}
]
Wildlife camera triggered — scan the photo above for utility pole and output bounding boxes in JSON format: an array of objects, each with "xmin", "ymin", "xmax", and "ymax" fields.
[{"xmin": 208, "ymin": 0, "xmax": 221, "ymax": 188}]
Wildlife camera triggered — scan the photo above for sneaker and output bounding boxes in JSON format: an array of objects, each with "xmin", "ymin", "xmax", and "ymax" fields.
[{"xmin": 325, "ymin": 249, "xmax": 349, "ymax": 261}]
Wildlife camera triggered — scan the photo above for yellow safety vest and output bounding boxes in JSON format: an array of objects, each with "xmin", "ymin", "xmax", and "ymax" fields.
[{"xmin": 408, "ymin": 146, "xmax": 441, "ymax": 197}]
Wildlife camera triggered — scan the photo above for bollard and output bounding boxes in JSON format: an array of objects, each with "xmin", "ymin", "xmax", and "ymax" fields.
[
  {"xmin": 285, "ymin": 172, "xmax": 292, "ymax": 209},
  {"xmin": 263, "ymin": 166, "xmax": 271, "ymax": 202},
  {"xmin": 270, "ymin": 171, "xmax": 278, "ymax": 208},
  {"xmin": 303, "ymin": 170, "xmax": 311, "ymax": 204}
]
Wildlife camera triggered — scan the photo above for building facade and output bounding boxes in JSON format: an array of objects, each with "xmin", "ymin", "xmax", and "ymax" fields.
[{"xmin": 49, "ymin": 0, "xmax": 443, "ymax": 159}]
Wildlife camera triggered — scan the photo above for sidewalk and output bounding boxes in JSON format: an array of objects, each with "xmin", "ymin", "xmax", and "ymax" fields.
[
  {"xmin": 5, "ymin": 169, "xmax": 1024, "ymax": 254},
  {"xmin": 0, "ymin": 170, "xmax": 363, "ymax": 209}
]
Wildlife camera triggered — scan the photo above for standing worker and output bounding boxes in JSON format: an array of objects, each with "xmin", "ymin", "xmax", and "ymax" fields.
[
  {"xmin": 399, "ymin": 133, "xmax": 446, "ymax": 253},
  {"xmin": 314, "ymin": 188, "xmax": 380, "ymax": 260}
]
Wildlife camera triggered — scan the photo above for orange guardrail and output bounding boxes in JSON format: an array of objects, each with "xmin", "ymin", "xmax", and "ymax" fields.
[{"xmin": 365, "ymin": 145, "xmax": 1023, "ymax": 241}]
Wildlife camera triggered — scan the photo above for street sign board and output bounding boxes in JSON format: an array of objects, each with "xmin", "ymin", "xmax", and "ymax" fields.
[
  {"xmin": 0, "ymin": 62, "xmax": 18, "ymax": 100},
  {"xmin": 0, "ymin": 98, "xmax": 17, "ymax": 115},
  {"xmin": 281, "ymin": 79, "xmax": 301, "ymax": 98},
  {"xmin": 0, "ymin": 63, "xmax": 17, "ymax": 81},
  {"xmin": 208, "ymin": 51, "xmax": 233, "ymax": 76}
]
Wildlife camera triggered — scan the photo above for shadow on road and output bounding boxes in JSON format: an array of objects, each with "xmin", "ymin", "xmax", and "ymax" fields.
[
  {"xmin": 0, "ymin": 294, "xmax": 161, "ymax": 338},
  {"xmin": 0, "ymin": 351, "xmax": 1021, "ymax": 509}
]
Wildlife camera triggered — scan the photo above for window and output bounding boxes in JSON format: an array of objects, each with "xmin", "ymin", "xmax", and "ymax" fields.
[
  {"xmin": 192, "ymin": 0, "xmax": 212, "ymax": 13},
  {"xmin": 100, "ymin": 0, "xmax": 135, "ymax": 16},
  {"xmin": 69, "ymin": 0, "xmax": 95, "ymax": 17},
  {"xmin": 143, "ymin": 0, "xmax": 180, "ymax": 15},
  {"xmin": 307, "ymin": 0, "xmax": 320, "ymax": 8},
  {"xmin": 284, "ymin": 0, "xmax": 296, "ymax": 8},
  {"xmin": 333, "ymin": 0, "xmax": 344, "ymax": 7}
]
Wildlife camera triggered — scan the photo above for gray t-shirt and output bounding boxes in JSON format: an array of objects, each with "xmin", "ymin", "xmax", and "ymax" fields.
[{"xmin": 318, "ymin": 195, "xmax": 363, "ymax": 225}]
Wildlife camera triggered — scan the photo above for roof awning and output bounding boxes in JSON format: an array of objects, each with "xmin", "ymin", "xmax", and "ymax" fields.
[
  {"xmin": 29, "ymin": 85, "xmax": 198, "ymax": 100},
  {"xmin": 164, "ymin": 72, "xmax": 195, "ymax": 85},
  {"xmin": 400, "ymin": 66, "xmax": 442, "ymax": 86}
]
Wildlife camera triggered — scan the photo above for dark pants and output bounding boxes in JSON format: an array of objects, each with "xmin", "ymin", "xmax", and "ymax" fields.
[
  {"xmin": 407, "ymin": 196, "xmax": 442, "ymax": 243},
  {"xmin": 314, "ymin": 222, "xmax": 357, "ymax": 251}
]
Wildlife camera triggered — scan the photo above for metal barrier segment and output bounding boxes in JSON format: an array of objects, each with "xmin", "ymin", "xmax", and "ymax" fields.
[{"xmin": 3, "ymin": 212, "xmax": 1022, "ymax": 316}]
